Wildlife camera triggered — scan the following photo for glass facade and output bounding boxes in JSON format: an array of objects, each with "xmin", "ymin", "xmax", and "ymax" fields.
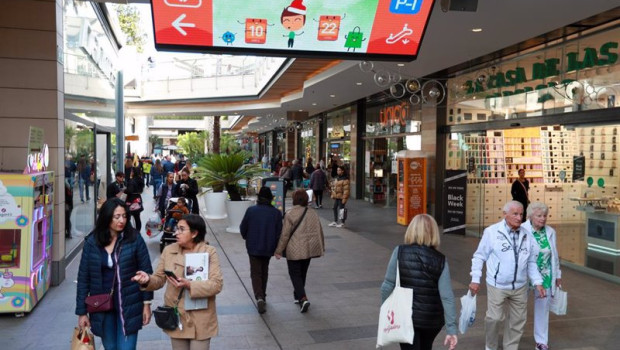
[
  {"xmin": 364, "ymin": 100, "xmax": 423, "ymax": 206},
  {"xmin": 324, "ymin": 107, "xmax": 353, "ymax": 168},
  {"xmin": 445, "ymin": 26, "xmax": 620, "ymax": 279},
  {"xmin": 63, "ymin": 0, "xmax": 117, "ymax": 255}
]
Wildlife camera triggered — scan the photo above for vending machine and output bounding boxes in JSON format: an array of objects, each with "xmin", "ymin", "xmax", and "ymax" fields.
[
  {"xmin": 396, "ymin": 156, "xmax": 427, "ymax": 226},
  {"xmin": 0, "ymin": 171, "xmax": 54, "ymax": 315}
]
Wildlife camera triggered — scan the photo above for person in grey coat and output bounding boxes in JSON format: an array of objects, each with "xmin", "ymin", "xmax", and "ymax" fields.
[{"xmin": 309, "ymin": 163, "xmax": 327, "ymax": 209}]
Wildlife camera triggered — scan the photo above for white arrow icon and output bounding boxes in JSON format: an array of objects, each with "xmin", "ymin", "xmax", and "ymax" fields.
[{"xmin": 172, "ymin": 13, "xmax": 195, "ymax": 36}]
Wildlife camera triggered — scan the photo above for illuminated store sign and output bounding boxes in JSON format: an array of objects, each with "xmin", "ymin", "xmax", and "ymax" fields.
[
  {"xmin": 150, "ymin": 0, "xmax": 436, "ymax": 60},
  {"xmin": 464, "ymin": 41, "xmax": 618, "ymax": 97}
]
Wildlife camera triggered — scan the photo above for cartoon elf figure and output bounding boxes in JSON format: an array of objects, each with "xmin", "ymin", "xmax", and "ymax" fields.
[{"xmin": 281, "ymin": 0, "xmax": 306, "ymax": 48}]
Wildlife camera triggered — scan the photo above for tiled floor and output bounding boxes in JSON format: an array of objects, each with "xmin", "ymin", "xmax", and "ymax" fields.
[{"xmin": 1, "ymin": 190, "xmax": 620, "ymax": 349}]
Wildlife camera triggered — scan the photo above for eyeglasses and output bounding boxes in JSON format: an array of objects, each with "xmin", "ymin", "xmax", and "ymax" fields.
[{"xmin": 174, "ymin": 226, "xmax": 189, "ymax": 235}]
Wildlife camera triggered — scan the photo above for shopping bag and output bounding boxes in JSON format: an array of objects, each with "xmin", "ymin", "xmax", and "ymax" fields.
[
  {"xmin": 458, "ymin": 290, "xmax": 477, "ymax": 334},
  {"xmin": 550, "ymin": 287, "xmax": 567, "ymax": 316},
  {"xmin": 71, "ymin": 327, "xmax": 95, "ymax": 350},
  {"xmin": 376, "ymin": 263, "xmax": 414, "ymax": 348},
  {"xmin": 338, "ymin": 207, "xmax": 348, "ymax": 221}
]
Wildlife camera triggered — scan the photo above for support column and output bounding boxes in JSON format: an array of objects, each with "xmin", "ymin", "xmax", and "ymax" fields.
[
  {"xmin": 0, "ymin": 0, "xmax": 66, "ymax": 285},
  {"xmin": 286, "ymin": 111, "xmax": 308, "ymax": 161}
]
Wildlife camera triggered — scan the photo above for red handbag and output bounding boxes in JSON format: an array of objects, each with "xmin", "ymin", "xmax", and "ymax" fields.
[
  {"xmin": 85, "ymin": 293, "xmax": 113, "ymax": 313},
  {"xmin": 85, "ymin": 270, "xmax": 116, "ymax": 313}
]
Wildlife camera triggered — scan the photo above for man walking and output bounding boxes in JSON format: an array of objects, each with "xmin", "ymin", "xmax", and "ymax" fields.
[
  {"xmin": 240, "ymin": 187, "xmax": 283, "ymax": 314},
  {"xmin": 469, "ymin": 200, "xmax": 545, "ymax": 350}
]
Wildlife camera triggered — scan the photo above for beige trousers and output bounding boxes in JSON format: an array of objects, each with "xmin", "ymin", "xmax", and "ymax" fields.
[
  {"xmin": 170, "ymin": 338, "xmax": 211, "ymax": 350},
  {"xmin": 485, "ymin": 284, "xmax": 528, "ymax": 350}
]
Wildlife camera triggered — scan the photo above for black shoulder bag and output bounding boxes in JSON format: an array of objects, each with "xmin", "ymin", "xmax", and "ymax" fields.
[
  {"xmin": 153, "ymin": 288, "xmax": 184, "ymax": 330},
  {"xmin": 282, "ymin": 207, "xmax": 308, "ymax": 258}
]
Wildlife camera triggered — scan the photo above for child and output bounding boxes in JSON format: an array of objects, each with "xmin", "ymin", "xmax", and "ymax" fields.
[{"xmin": 165, "ymin": 197, "xmax": 189, "ymax": 231}]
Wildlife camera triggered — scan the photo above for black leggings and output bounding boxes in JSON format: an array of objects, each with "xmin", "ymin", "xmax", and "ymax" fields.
[
  {"xmin": 399, "ymin": 326, "xmax": 442, "ymax": 350},
  {"xmin": 313, "ymin": 190, "xmax": 323, "ymax": 206},
  {"xmin": 131, "ymin": 211, "xmax": 142, "ymax": 232}
]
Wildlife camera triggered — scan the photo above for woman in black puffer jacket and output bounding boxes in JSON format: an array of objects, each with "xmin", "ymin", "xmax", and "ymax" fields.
[{"xmin": 76, "ymin": 198, "xmax": 153, "ymax": 349}]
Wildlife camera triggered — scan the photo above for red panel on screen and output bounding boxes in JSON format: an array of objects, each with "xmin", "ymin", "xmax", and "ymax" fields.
[{"xmin": 151, "ymin": 0, "xmax": 213, "ymax": 47}]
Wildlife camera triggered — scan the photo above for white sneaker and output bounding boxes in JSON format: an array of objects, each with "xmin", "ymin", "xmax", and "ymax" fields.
[
  {"xmin": 328, "ymin": 222, "xmax": 338, "ymax": 227},
  {"xmin": 336, "ymin": 223, "xmax": 344, "ymax": 228}
]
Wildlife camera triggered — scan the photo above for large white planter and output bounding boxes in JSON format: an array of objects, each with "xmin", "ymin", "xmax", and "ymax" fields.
[
  {"xmin": 204, "ymin": 192, "xmax": 228, "ymax": 219},
  {"xmin": 225, "ymin": 199, "xmax": 255, "ymax": 233}
]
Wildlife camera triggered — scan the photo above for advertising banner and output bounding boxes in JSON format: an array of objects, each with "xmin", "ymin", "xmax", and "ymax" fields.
[
  {"xmin": 443, "ymin": 170, "xmax": 467, "ymax": 235},
  {"xmin": 150, "ymin": 0, "xmax": 436, "ymax": 60}
]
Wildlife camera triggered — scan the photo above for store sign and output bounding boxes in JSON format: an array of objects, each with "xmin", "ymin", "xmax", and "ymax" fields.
[
  {"xmin": 443, "ymin": 170, "xmax": 466, "ymax": 235},
  {"xmin": 379, "ymin": 101, "xmax": 412, "ymax": 128},
  {"xmin": 150, "ymin": 0, "xmax": 436, "ymax": 61},
  {"xmin": 464, "ymin": 41, "xmax": 618, "ymax": 97}
]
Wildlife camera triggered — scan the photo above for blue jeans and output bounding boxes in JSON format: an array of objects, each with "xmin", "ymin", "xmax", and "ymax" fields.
[
  {"xmin": 79, "ymin": 177, "xmax": 90, "ymax": 201},
  {"xmin": 101, "ymin": 311, "xmax": 138, "ymax": 350}
]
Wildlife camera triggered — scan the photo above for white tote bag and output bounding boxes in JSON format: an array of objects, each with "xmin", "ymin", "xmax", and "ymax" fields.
[
  {"xmin": 549, "ymin": 287, "xmax": 567, "ymax": 316},
  {"xmin": 376, "ymin": 262, "xmax": 414, "ymax": 348},
  {"xmin": 458, "ymin": 290, "xmax": 477, "ymax": 334}
]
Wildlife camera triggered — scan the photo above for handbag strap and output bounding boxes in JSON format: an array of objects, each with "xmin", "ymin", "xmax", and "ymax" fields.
[
  {"xmin": 289, "ymin": 207, "xmax": 308, "ymax": 240},
  {"xmin": 173, "ymin": 288, "xmax": 185, "ymax": 306}
]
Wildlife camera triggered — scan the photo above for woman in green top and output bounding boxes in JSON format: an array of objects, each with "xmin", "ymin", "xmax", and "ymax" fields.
[{"xmin": 522, "ymin": 202, "xmax": 562, "ymax": 350}]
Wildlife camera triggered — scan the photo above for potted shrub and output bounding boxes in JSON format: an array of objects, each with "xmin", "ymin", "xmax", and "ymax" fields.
[{"xmin": 195, "ymin": 152, "xmax": 262, "ymax": 230}]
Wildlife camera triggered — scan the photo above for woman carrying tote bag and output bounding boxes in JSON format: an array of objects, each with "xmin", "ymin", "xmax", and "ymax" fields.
[{"xmin": 380, "ymin": 214, "xmax": 458, "ymax": 350}]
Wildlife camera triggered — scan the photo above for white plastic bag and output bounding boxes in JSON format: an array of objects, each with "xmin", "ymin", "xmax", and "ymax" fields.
[
  {"xmin": 376, "ymin": 263, "xmax": 414, "ymax": 348},
  {"xmin": 550, "ymin": 287, "xmax": 567, "ymax": 316},
  {"xmin": 458, "ymin": 290, "xmax": 477, "ymax": 334}
]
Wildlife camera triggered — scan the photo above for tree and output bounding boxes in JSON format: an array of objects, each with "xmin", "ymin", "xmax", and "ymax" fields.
[
  {"xmin": 213, "ymin": 116, "xmax": 221, "ymax": 154},
  {"xmin": 65, "ymin": 126, "xmax": 77, "ymax": 155},
  {"xmin": 116, "ymin": 5, "xmax": 146, "ymax": 53},
  {"xmin": 220, "ymin": 133, "xmax": 240, "ymax": 154},
  {"xmin": 148, "ymin": 134, "xmax": 162, "ymax": 154},
  {"xmin": 177, "ymin": 131, "xmax": 208, "ymax": 162}
]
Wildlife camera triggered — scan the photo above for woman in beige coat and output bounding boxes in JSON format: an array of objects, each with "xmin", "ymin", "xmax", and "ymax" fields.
[
  {"xmin": 133, "ymin": 214, "xmax": 223, "ymax": 350},
  {"xmin": 275, "ymin": 190, "xmax": 325, "ymax": 313}
]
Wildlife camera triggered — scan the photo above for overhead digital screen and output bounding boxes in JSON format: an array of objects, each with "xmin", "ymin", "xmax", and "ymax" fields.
[{"xmin": 150, "ymin": 0, "xmax": 436, "ymax": 61}]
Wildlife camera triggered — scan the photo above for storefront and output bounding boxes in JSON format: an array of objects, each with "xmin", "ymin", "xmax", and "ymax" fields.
[
  {"xmin": 444, "ymin": 24, "xmax": 620, "ymax": 280},
  {"xmin": 324, "ymin": 107, "xmax": 353, "ymax": 171},
  {"xmin": 300, "ymin": 120, "xmax": 319, "ymax": 166},
  {"xmin": 364, "ymin": 100, "xmax": 422, "ymax": 206}
]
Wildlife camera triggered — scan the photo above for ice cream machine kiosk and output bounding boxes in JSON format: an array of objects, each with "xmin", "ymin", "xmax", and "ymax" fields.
[
  {"xmin": 396, "ymin": 156, "xmax": 427, "ymax": 226},
  {"xmin": 0, "ymin": 171, "xmax": 54, "ymax": 314}
]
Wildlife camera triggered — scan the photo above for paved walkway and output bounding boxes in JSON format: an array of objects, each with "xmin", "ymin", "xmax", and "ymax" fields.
[{"xmin": 1, "ymin": 189, "xmax": 620, "ymax": 349}]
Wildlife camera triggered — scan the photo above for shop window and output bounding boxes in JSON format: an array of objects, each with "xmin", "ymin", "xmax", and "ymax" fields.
[{"xmin": 0, "ymin": 230, "xmax": 21, "ymax": 268}]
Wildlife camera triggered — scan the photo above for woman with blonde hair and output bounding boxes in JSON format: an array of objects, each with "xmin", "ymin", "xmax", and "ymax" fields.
[
  {"xmin": 380, "ymin": 214, "xmax": 458, "ymax": 350},
  {"xmin": 521, "ymin": 201, "xmax": 562, "ymax": 350}
]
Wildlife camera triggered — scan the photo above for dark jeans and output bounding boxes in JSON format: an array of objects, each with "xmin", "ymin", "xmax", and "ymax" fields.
[
  {"xmin": 101, "ymin": 311, "xmax": 138, "ymax": 350},
  {"xmin": 249, "ymin": 255, "xmax": 271, "ymax": 300},
  {"xmin": 313, "ymin": 190, "xmax": 323, "ymax": 207},
  {"xmin": 333, "ymin": 199, "xmax": 345, "ymax": 223},
  {"xmin": 399, "ymin": 326, "xmax": 442, "ymax": 350},
  {"xmin": 287, "ymin": 258, "xmax": 311, "ymax": 301}
]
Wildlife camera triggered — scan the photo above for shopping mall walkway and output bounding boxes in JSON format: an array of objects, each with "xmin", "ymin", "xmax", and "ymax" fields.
[{"xmin": 1, "ymin": 188, "xmax": 620, "ymax": 349}]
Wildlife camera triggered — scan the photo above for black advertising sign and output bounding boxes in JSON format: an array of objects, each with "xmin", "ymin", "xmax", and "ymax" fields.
[
  {"xmin": 573, "ymin": 156, "xmax": 585, "ymax": 181},
  {"xmin": 150, "ymin": 0, "xmax": 436, "ymax": 61},
  {"xmin": 443, "ymin": 170, "xmax": 467, "ymax": 235}
]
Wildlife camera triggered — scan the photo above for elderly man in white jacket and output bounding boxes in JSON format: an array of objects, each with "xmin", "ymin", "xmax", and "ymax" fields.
[{"xmin": 469, "ymin": 200, "xmax": 546, "ymax": 350}]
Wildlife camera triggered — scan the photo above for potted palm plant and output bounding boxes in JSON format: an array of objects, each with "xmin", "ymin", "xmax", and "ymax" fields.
[{"xmin": 194, "ymin": 152, "xmax": 263, "ymax": 231}]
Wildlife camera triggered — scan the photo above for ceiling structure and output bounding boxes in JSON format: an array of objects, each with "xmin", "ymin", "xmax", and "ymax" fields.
[{"xmin": 101, "ymin": 1, "xmax": 619, "ymax": 132}]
